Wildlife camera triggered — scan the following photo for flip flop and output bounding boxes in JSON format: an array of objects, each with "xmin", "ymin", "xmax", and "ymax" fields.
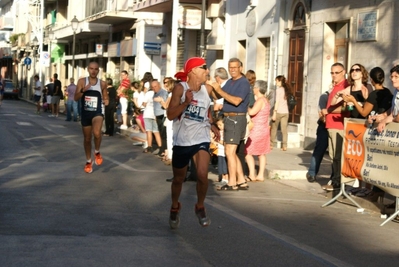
[
  {"xmin": 245, "ymin": 176, "xmax": 255, "ymax": 182},
  {"xmin": 217, "ymin": 184, "xmax": 238, "ymax": 191},
  {"xmin": 237, "ymin": 183, "xmax": 249, "ymax": 190}
]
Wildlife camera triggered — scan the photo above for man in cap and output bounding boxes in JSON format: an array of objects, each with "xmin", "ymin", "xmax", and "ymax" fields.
[{"xmin": 167, "ymin": 57, "xmax": 220, "ymax": 229}]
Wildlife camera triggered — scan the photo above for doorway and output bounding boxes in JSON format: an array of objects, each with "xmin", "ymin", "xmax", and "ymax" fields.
[{"xmin": 287, "ymin": 29, "xmax": 305, "ymax": 123}]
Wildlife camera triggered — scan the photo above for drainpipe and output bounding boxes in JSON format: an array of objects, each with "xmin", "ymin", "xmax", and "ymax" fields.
[
  {"xmin": 199, "ymin": 0, "xmax": 206, "ymax": 57},
  {"xmin": 170, "ymin": 0, "xmax": 179, "ymax": 75}
]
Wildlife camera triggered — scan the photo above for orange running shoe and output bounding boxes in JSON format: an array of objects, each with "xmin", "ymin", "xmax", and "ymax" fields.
[
  {"xmin": 84, "ymin": 161, "xmax": 93, "ymax": 173},
  {"xmin": 94, "ymin": 152, "xmax": 103, "ymax": 166}
]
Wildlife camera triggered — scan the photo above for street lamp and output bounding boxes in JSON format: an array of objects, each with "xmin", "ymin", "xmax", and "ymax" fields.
[
  {"xmin": 48, "ymin": 29, "xmax": 54, "ymax": 79},
  {"xmin": 71, "ymin": 16, "xmax": 79, "ymax": 79}
]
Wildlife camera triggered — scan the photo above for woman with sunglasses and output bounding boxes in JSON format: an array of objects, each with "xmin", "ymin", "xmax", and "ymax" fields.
[
  {"xmin": 330, "ymin": 64, "xmax": 372, "ymax": 196},
  {"xmin": 344, "ymin": 67, "xmax": 392, "ymax": 202},
  {"xmin": 342, "ymin": 67, "xmax": 392, "ymax": 120},
  {"xmin": 331, "ymin": 63, "xmax": 370, "ymax": 118}
]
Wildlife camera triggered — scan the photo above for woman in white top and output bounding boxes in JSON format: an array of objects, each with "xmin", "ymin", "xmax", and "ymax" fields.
[
  {"xmin": 270, "ymin": 75, "xmax": 291, "ymax": 151},
  {"xmin": 132, "ymin": 81, "xmax": 146, "ymax": 133}
]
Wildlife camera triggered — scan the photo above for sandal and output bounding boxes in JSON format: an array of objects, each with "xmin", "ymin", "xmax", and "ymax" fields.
[
  {"xmin": 237, "ymin": 183, "xmax": 249, "ymax": 190},
  {"xmin": 245, "ymin": 176, "xmax": 255, "ymax": 182},
  {"xmin": 143, "ymin": 147, "xmax": 153, "ymax": 153},
  {"xmin": 217, "ymin": 184, "xmax": 238, "ymax": 191}
]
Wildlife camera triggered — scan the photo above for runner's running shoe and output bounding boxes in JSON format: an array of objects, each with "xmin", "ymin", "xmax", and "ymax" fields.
[
  {"xmin": 84, "ymin": 161, "xmax": 93, "ymax": 173},
  {"xmin": 195, "ymin": 205, "xmax": 211, "ymax": 227},
  {"xmin": 94, "ymin": 152, "xmax": 103, "ymax": 166},
  {"xmin": 169, "ymin": 202, "xmax": 181, "ymax": 229}
]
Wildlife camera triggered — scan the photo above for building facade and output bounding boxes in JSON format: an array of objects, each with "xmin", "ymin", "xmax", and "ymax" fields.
[{"xmin": 2, "ymin": 0, "xmax": 399, "ymax": 147}]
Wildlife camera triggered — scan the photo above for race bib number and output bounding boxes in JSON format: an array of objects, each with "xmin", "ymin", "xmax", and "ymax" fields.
[
  {"xmin": 184, "ymin": 102, "xmax": 206, "ymax": 122},
  {"xmin": 84, "ymin": 96, "xmax": 98, "ymax": 111}
]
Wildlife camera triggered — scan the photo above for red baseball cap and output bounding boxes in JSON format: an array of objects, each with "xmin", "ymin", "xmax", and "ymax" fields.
[{"xmin": 174, "ymin": 57, "xmax": 206, "ymax": 81}]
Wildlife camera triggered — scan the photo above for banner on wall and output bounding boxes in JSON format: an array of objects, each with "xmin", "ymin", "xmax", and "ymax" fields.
[{"xmin": 342, "ymin": 118, "xmax": 399, "ymax": 197}]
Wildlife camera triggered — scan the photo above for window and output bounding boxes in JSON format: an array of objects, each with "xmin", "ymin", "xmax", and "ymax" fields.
[{"xmin": 293, "ymin": 3, "xmax": 306, "ymax": 27}]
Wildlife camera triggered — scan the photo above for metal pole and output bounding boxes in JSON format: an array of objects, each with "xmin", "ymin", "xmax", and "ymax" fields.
[
  {"xmin": 49, "ymin": 41, "xmax": 52, "ymax": 79},
  {"xmin": 170, "ymin": 0, "xmax": 179, "ymax": 75},
  {"xmin": 199, "ymin": 0, "xmax": 206, "ymax": 57},
  {"xmin": 39, "ymin": 0, "xmax": 44, "ymax": 81},
  {"xmin": 72, "ymin": 31, "xmax": 76, "ymax": 79}
]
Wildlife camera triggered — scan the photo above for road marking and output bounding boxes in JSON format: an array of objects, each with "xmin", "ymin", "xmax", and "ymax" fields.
[
  {"xmin": 207, "ymin": 195, "xmax": 324, "ymax": 203},
  {"xmin": 206, "ymin": 199, "xmax": 354, "ymax": 267},
  {"xmin": 106, "ymin": 156, "xmax": 169, "ymax": 173},
  {"xmin": 16, "ymin": 122, "xmax": 33, "ymax": 126},
  {"xmin": 49, "ymin": 124, "xmax": 66, "ymax": 128}
]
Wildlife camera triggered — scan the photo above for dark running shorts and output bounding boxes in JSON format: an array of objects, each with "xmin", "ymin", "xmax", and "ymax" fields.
[
  {"xmin": 81, "ymin": 112, "xmax": 103, "ymax": 127},
  {"xmin": 172, "ymin": 142, "xmax": 210, "ymax": 169}
]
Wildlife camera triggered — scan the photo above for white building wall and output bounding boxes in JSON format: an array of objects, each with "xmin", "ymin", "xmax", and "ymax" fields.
[
  {"xmin": 305, "ymin": 0, "xmax": 399, "ymax": 145},
  {"xmin": 133, "ymin": 18, "xmax": 162, "ymax": 80},
  {"xmin": 225, "ymin": 0, "xmax": 281, "ymax": 84}
]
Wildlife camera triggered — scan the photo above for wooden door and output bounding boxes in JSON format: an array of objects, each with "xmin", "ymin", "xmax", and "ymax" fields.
[{"xmin": 287, "ymin": 29, "xmax": 305, "ymax": 123}]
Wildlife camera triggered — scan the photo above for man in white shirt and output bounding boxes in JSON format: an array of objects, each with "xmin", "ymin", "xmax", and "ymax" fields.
[{"xmin": 33, "ymin": 75, "xmax": 42, "ymax": 114}]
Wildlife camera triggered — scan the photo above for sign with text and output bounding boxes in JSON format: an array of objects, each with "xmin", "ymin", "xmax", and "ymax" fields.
[
  {"xmin": 357, "ymin": 11, "xmax": 378, "ymax": 41},
  {"xmin": 144, "ymin": 42, "xmax": 161, "ymax": 55},
  {"xmin": 342, "ymin": 118, "xmax": 399, "ymax": 197}
]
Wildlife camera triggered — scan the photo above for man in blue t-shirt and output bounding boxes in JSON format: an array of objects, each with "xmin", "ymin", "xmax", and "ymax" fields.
[{"xmin": 210, "ymin": 58, "xmax": 250, "ymax": 191}]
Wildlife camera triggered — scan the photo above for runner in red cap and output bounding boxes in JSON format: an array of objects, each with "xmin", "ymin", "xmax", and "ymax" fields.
[{"xmin": 167, "ymin": 57, "xmax": 220, "ymax": 229}]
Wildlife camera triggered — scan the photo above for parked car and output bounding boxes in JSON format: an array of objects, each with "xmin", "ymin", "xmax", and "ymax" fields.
[{"xmin": 3, "ymin": 79, "xmax": 19, "ymax": 99}]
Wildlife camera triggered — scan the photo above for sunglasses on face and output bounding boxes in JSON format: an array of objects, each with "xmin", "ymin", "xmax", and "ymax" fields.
[
  {"xmin": 330, "ymin": 70, "xmax": 344, "ymax": 75},
  {"xmin": 350, "ymin": 68, "xmax": 362, "ymax": 73},
  {"xmin": 198, "ymin": 65, "xmax": 207, "ymax": 70}
]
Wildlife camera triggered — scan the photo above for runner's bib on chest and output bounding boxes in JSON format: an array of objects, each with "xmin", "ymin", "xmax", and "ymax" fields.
[
  {"xmin": 184, "ymin": 100, "xmax": 206, "ymax": 122},
  {"xmin": 84, "ymin": 95, "xmax": 98, "ymax": 111}
]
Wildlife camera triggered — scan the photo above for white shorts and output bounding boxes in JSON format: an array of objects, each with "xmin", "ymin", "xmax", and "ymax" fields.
[
  {"xmin": 46, "ymin": 95, "xmax": 52, "ymax": 104},
  {"xmin": 120, "ymin": 97, "xmax": 128, "ymax": 115}
]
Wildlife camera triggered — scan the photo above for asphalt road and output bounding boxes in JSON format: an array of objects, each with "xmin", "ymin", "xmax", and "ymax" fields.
[{"xmin": 1, "ymin": 99, "xmax": 399, "ymax": 267}]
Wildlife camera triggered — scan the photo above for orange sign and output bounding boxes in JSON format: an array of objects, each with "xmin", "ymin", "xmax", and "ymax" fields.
[{"xmin": 341, "ymin": 120, "xmax": 366, "ymax": 179}]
